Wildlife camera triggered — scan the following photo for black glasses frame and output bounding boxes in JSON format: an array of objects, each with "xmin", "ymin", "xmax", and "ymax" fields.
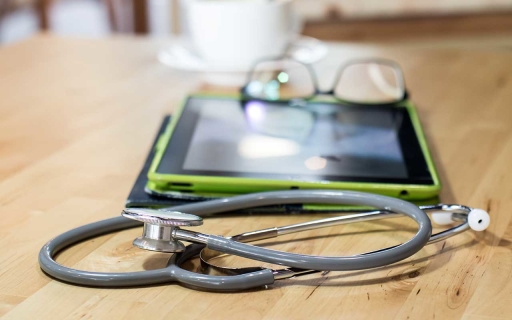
[{"xmin": 240, "ymin": 56, "xmax": 409, "ymax": 106}]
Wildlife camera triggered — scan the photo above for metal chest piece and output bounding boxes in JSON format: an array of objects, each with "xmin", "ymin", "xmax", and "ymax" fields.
[{"xmin": 122, "ymin": 208, "xmax": 203, "ymax": 253}]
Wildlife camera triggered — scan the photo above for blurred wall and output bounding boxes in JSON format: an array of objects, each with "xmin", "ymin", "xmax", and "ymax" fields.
[{"xmin": 295, "ymin": 0, "xmax": 512, "ymax": 20}]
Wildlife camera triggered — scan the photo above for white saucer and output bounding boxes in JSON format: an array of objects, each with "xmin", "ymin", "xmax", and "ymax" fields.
[{"xmin": 158, "ymin": 36, "xmax": 328, "ymax": 73}]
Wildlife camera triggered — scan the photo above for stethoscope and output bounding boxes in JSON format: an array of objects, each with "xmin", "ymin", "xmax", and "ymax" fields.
[{"xmin": 39, "ymin": 190, "xmax": 490, "ymax": 291}]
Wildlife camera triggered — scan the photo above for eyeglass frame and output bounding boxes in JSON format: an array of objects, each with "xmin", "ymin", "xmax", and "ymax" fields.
[{"xmin": 240, "ymin": 56, "xmax": 409, "ymax": 107}]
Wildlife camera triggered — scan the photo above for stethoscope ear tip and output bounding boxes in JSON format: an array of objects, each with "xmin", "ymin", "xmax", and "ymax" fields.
[
  {"xmin": 468, "ymin": 209, "xmax": 490, "ymax": 231},
  {"xmin": 431, "ymin": 208, "xmax": 490, "ymax": 232},
  {"xmin": 431, "ymin": 211, "xmax": 455, "ymax": 226}
]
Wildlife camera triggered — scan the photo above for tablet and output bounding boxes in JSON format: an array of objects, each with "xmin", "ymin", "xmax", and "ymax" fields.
[{"xmin": 148, "ymin": 95, "xmax": 440, "ymax": 200}]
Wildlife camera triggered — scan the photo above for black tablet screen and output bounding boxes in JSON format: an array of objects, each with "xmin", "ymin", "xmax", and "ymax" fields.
[{"xmin": 157, "ymin": 97, "xmax": 433, "ymax": 184}]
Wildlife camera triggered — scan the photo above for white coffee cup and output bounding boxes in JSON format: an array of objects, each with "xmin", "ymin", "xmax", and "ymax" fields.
[{"xmin": 185, "ymin": 0, "xmax": 301, "ymax": 69}]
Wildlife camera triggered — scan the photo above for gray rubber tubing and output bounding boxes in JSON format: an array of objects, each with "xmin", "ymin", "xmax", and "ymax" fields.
[
  {"xmin": 39, "ymin": 190, "xmax": 431, "ymax": 288},
  {"xmin": 171, "ymin": 190, "xmax": 432, "ymax": 271},
  {"xmin": 38, "ymin": 217, "xmax": 275, "ymax": 289}
]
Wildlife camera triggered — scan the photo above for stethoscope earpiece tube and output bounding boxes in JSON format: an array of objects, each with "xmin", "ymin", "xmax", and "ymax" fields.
[{"xmin": 199, "ymin": 191, "xmax": 432, "ymax": 271}]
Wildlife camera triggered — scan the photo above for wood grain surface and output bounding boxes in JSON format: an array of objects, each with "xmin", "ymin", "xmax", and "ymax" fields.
[{"xmin": 0, "ymin": 35, "xmax": 511, "ymax": 319}]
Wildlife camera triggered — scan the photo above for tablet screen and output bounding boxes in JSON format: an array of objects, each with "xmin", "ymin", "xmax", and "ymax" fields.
[{"xmin": 157, "ymin": 97, "xmax": 433, "ymax": 184}]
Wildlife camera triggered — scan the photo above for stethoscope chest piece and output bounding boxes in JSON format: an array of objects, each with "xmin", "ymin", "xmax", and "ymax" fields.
[{"xmin": 122, "ymin": 208, "xmax": 203, "ymax": 253}]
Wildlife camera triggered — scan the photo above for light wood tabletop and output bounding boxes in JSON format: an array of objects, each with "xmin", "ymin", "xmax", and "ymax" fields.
[{"xmin": 0, "ymin": 34, "xmax": 511, "ymax": 319}]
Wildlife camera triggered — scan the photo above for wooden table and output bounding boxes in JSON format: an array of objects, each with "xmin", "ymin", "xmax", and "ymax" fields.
[{"xmin": 0, "ymin": 35, "xmax": 511, "ymax": 319}]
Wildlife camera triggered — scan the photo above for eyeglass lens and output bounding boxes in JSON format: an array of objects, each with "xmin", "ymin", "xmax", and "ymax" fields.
[
  {"xmin": 334, "ymin": 62, "xmax": 404, "ymax": 104},
  {"xmin": 245, "ymin": 59, "xmax": 316, "ymax": 100}
]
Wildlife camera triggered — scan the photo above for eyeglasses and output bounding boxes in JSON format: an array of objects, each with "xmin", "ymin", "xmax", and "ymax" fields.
[{"xmin": 241, "ymin": 57, "xmax": 408, "ymax": 105}]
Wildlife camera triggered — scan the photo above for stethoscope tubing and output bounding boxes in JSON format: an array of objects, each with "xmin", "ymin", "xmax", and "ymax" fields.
[
  {"xmin": 38, "ymin": 216, "xmax": 276, "ymax": 289},
  {"xmin": 170, "ymin": 190, "xmax": 433, "ymax": 271},
  {"xmin": 39, "ymin": 190, "xmax": 435, "ymax": 289}
]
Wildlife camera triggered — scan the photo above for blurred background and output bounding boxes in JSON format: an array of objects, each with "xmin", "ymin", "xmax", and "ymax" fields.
[{"xmin": 1, "ymin": 0, "xmax": 512, "ymax": 48}]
